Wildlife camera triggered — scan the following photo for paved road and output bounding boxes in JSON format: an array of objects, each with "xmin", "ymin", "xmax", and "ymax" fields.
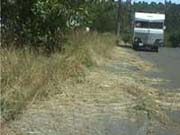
[
  {"xmin": 135, "ymin": 47, "xmax": 180, "ymax": 135},
  {"xmin": 104, "ymin": 47, "xmax": 180, "ymax": 135},
  {"xmin": 136, "ymin": 47, "xmax": 180, "ymax": 90}
]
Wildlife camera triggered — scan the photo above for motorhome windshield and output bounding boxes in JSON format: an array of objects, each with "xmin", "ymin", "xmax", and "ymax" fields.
[{"xmin": 135, "ymin": 21, "xmax": 163, "ymax": 29}]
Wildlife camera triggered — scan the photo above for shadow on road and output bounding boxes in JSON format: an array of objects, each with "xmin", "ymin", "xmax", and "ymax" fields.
[
  {"xmin": 117, "ymin": 44, "xmax": 132, "ymax": 49},
  {"xmin": 136, "ymin": 48, "xmax": 158, "ymax": 53},
  {"xmin": 117, "ymin": 44, "xmax": 157, "ymax": 53}
]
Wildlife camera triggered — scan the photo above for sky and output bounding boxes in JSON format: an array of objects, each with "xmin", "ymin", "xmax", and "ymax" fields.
[{"xmin": 133, "ymin": 0, "xmax": 180, "ymax": 4}]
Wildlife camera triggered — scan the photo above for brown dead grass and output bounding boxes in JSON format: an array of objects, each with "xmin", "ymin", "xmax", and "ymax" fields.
[
  {"xmin": 1, "ymin": 36, "xmax": 180, "ymax": 135},
  {"xmin": 111, "ymin": 47, "xmax": 154, "ymax": 71},
  {"xmin": 0, "ymin": 32, "xmax": 116, "ymax": 122}
]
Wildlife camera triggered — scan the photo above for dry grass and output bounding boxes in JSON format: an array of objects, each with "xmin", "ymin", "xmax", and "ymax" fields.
[
  {"xmin": 4, "ymin": 51, "xmax": 180, "ymax": 135},
  {"xmin": 0, "ymin": 31, "xmax": 116, "ymax": 122},
  {"xmin": 111, "ymin": 47, "xmax": 154, "ymax": 72},
  {"xmin": 1, "ymin": 33, "xmax": 180, "ymax": 135}
]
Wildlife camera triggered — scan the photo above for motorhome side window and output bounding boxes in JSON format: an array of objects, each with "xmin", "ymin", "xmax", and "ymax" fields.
[
  {"xmin": 135, "ymin": 21, "xmax": 163, "ymax": 29},
  {"xmin": 149, "ymin": 22, "xmax": 163, "ymax": 29},
  {"xmin": 135, "ymin": 21, "xmax": 148, "ymax": 28}
]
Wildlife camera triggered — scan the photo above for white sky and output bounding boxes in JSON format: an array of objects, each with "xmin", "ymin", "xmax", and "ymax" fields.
[
  {"xmin": 119, "ymin": 0, "xmax": 180, "ymax": 4},
  {"xmin": 132, "ymin": 0, "xmax": 180, "ymax": 4}
]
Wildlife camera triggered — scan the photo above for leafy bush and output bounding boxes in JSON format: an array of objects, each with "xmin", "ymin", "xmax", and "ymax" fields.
[
  {"xmin": 169, "ymin": 32, "xmax": 180, "ymax": 47},
  {"xmin": 89, "ymin": 1, "xmax": 117, "ymax": 33},
  {"xmin": 1, "ymin": 0, "xmax": 90, "ymax": 50}
]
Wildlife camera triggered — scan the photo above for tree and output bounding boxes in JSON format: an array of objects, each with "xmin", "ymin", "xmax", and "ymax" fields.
[{"xmin": 1, "ymin": 0, "xmax": 90, "ymax": 51}]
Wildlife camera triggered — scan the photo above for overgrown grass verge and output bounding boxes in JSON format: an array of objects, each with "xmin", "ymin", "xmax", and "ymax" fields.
[
  {"xmin": 0, "ymin": 31, "xmax": 116, "ymax": 122},
  {"xmin": 1, "ymin": 42, "xmax": 180, "ymax": 135},
  {"xmin": 3, "ymin": 47, "xmax": 180, "ymax": 135}
]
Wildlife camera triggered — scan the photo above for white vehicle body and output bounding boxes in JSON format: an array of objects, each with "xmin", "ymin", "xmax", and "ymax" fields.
[{"xmin": 133, "ymin": 12, "xmax": 165, "ymax": 48}]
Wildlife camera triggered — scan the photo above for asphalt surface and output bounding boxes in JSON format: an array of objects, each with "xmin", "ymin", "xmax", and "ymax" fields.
[
  {"xmin": 136, "ymin": 47, "xmax": 180, "ymax": 135},
  {"xmin": 136, "ymin": 47, "xmax": 180, "ymax": 90},
  {"xmin": 103, "ymin": 47, "xmax": 180, "ymax": 135}
]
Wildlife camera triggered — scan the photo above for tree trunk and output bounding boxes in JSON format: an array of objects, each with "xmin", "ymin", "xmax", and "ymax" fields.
[{"xmin": 117, "ymin": 0, "xmax": 121, "ymax": 37}]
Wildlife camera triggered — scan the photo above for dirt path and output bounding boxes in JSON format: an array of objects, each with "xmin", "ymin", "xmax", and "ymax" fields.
[{"xmin": 4, "ymin": 47, "xmax": 180, "ymax": 135}]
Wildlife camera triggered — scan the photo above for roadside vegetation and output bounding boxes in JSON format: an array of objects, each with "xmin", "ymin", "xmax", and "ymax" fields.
[
  {"xmin": 1, "ymin": 0, "xmax": 117, "ymax": 123},
  {"xmin": 2, "ymin": 46, "xmax": 180, "ymax": 135},
  {"xmin": 2, "ymin": 1, "xmax": 180, "ymax": 49},
  {"xmin": 1, "ymin": 1, "xmax": 180, "ymax": 135},
  {"xmin": 1, "ymin": 31, "xmax": 116, "ymax": 122}
]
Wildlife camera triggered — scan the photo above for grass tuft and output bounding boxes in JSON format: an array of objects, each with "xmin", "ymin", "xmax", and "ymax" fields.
[{"xmin": 0, "ymin": 31, "xmax": 116, "ymax": 121}]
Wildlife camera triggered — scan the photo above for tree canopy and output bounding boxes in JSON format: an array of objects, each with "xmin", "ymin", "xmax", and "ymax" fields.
[{"xmin": 1, "ymin": 0, "xmax": 180, "ymax": 48}]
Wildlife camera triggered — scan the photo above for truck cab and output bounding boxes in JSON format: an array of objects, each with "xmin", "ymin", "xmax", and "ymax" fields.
[{"xmin": 133, "ymin": 12, "xmax": 165, "ymax": 52}]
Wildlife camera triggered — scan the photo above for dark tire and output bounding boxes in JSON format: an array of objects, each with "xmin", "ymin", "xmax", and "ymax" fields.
[
  {"xmin": 133, "ymin": 44, "xmax": 138, "ymax": 51},
  {"xmin": 154, "ymin": 46, "xmax": 159, "ymax": 52},
  {"xmin": 156, "ymin": 48, "xmax": 159, "ymax": 53}
]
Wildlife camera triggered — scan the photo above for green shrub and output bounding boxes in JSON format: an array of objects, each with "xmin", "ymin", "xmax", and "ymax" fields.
[
  {"xmin": 1, "ymin": 0, "xmax": 90, "ymax": 50},
  {"xmin": 169, "ymin": 32, "xmax": 180, "ymax": 47}
]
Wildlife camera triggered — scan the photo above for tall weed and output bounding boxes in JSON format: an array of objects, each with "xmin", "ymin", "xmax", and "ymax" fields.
[{"xmin": 0, "ymin": 32, "xmax": 116, "ymax": 121}]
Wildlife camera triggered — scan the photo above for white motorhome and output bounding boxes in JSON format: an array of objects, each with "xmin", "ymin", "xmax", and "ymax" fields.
[{"xmin": 133, "ymin": 12, "xmax": 165, "ymax": 52}]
